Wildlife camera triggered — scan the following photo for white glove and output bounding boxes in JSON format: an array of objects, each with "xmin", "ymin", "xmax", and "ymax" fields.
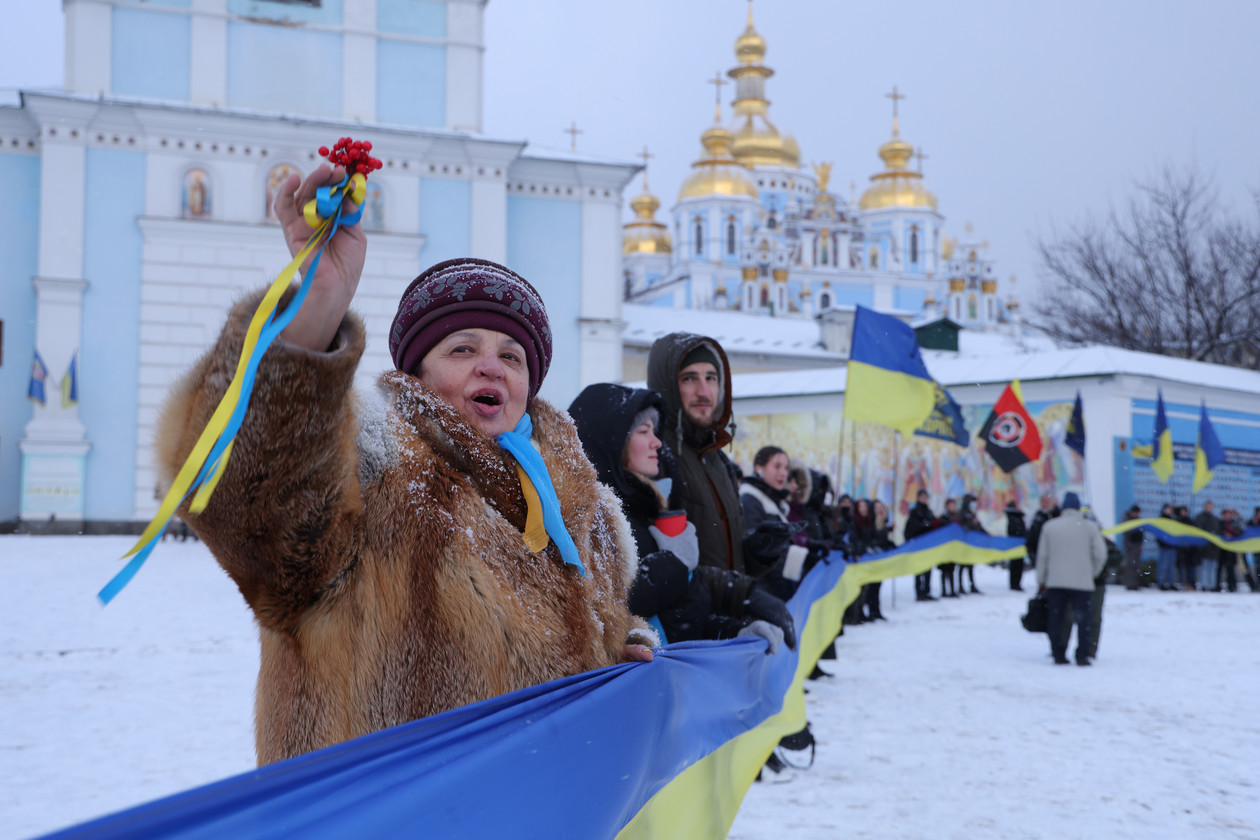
[
  {"xmin": 738, "ymin": 619, "xmax": 785, "ymax": 655},
  {"xmin": 649, "ymin": 521, "xmax": 699, "ymax": 572}
]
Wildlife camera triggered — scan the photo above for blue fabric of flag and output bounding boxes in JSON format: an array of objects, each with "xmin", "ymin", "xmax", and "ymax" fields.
[
  {"xmin": 1065, "ymin": 391, "xmax": 1085, "ymax": 457},
  {"xmin": 28, "ymin": 351, "xmax": 48, "ymax": 405},
  {"xmin": 914, "ymin": 381, "xmax": 969, "ymax": 447}
]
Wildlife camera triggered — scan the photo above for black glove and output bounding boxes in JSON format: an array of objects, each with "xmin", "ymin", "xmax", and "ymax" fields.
[
  {"xmin": 744, "ymin": 520, "xmax": 795, "ymax": 566},
  {"xmin": 803, "ymin": 539, "xmax": 832, "ymax": 574},
  {"xmin": 745, "ymin": 585, "xmax": 797, "ymax": 651}
]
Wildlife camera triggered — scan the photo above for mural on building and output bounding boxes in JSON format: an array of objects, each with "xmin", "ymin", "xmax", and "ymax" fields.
[
  {"xmin": 363, "ymin": 181, "xmax": 385, "ymax": 232},
  {"xmin": 732, "ymin": 399, "xmax": 1085, "ymax": 536},
  {"xmin": 264, "ymin": 163, "xmax": 301, "ymax": 222}
]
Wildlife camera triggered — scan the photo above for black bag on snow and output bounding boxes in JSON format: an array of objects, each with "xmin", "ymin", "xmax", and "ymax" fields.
[{"xmin": 1021, "ymin": 594, "xmax": 1048, "ymax": 633}]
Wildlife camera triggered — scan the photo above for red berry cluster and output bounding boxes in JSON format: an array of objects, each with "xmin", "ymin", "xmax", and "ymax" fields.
[{"xmin": 318, "ymin": 137, "xmax": 383, "ymax": 176}]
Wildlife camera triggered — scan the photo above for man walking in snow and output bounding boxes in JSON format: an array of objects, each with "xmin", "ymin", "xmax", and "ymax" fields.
[{"xmin": 1035, "ymin": 492, "xmax": 1107, "ymax": 666}]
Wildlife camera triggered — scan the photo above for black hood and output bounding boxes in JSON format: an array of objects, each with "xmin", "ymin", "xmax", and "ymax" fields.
[
  {"xmin": 645, "ymin": 331, "xmax": 733, "ymax": 453},
  {"xmin": 568, "ymin": 383, "xmax": 674, "ymax": 509}
]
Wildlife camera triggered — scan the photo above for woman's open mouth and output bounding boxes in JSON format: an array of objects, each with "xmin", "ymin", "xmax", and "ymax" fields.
[{"xmin": 471, "ymin": 390, "xmax": 504, "ymax": 416}]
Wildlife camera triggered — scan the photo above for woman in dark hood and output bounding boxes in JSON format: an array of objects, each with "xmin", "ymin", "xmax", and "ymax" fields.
[
  {"xmin": 956, "ymin": 493, "xmax": 985, "ymax": 594},
  {"xmin": 569, "ymin": 383, "xmax": 795, "ymax": 651}
]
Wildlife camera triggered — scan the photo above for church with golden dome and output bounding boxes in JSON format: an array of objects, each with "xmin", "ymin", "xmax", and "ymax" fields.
[{"xmin": 622, "ymin": 2, "xmax": 1017, "ymax": 372}]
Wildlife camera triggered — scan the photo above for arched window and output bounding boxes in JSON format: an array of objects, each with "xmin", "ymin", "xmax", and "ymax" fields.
[
  {"xmin": 819, "ymin": 291, "xmax": 831, "ymax": 310},
  {"xmin": 726, "ymin": 218, "xmax": 737, "ymax": 255},
  {"xmin": 910, "ymin": 226, "xmax": 920, "ymax": 263},
  {"xmin": 759, "ymin": 284, "xmax": 770, "ymax": 307},
  {"xmin": 869, "ymin": 247, "xmax": 879, "ymax": 269},
  {"xmin": 967, "ymin": 294, "xmax": 979, "ymax": 321},
  {"xmin": 694, "ymin": 218, "xmax": 704, "ymax": 255}
]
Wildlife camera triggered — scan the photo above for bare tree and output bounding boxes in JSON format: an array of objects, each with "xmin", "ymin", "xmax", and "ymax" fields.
[{"xmin": 1034, "ymin": 168, "xmax": 1260, "ymax": 369}]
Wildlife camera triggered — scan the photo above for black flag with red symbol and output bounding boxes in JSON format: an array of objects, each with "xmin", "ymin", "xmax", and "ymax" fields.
[{"xmin": 978, "ymin": 381, "xmax": 1043, "ymax": 473}]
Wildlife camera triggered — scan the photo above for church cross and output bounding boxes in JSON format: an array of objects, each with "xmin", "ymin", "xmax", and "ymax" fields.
[
  {"xmin": 637, "ymin": 145, "xmax": 654, "ymax": 190},
  {"xmin": 707, "ymin": 71, "xmax": 728, "ymax": 121},
  {"xmin": 915, "ymin": 147, "xmax": 929, "ymax": 174},
  {"xmin": 885, "ymin": 85, "xmax": 906, "ymax": 133},
  {"xmin": 564, "ymin": 121, "xmax": 583, "ymax": 153}
]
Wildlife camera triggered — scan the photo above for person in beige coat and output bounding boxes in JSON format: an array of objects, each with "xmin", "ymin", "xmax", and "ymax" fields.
[{"xmin": 1035, "ymin": 492, "xmax": 1107, "ymax": 666}]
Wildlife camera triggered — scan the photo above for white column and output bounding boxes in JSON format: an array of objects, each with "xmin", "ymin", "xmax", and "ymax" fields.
[
  {"xmin": 578, "ymin": 197, "xmax": 623, "ymax": 387},
  {"xmin": 469, "ymin": 175, "xmax": 506, "ymax": 263},
  {"xmin": 445, "ymin": 1, "xmax": 485, "ymax": 133},
  {"xmin": 190, "ymin": 0, "xmax": 228, "ymax": 106},
  {"xmin": 23, "ymin": 122, "xmax": 91, "ymax": 523},
  {"xmin": 342, "ymin": 0, "xmax": 377, "ymax": 122},
  {"xmin": 64, "ymin": 0, "xmax": 112, "ymax": 96}
]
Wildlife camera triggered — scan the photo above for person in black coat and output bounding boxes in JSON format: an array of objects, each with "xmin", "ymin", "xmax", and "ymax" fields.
[
  {"xmin": 568, "ymin": 383, "xmax": 795, "ymax": 651},
  {"xmin": 904, "ymin": 488, "xmax": 940, "ymax": 601},
  {"xmin": 1026, "ymin": 494, "xmax": 1059, "ymax": 570},
  {"xmin": 1005, "ymin": 500, "xmax": 1028, "ymax": 591},
  {"xmin": 956, "ymin": 493, "xmax": 986, "ymax": 594}
]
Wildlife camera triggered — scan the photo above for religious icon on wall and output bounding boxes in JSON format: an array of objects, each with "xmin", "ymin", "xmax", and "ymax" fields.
[
  {"xmin": 967, "ymin": 293, "xmax": 979, "ymax": 321},
  {"xmin": 363, "ymin": 182, "xmax": 385, "ymax": 232},
  {"xmin": 182, "ymin": 168, "xmax": 211, "ymax": 220},
  {"xmin": 265, "ymin": 163, "xmax": 302, "ymax": 222}
]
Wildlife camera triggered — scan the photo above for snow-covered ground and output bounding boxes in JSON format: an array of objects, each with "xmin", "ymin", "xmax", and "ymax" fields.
[{"xmin": 3, "ymin": 537, "xmax": 1258, "ymax": 840}]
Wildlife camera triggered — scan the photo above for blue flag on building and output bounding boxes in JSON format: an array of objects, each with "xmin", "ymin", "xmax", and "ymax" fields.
[
  {"xmin": 1065, "ymin": 391, "xmax": 1085, "ymax": 457},
  {"xmin": 28, "ymin": 352, "xmax": 48, "ymax": 406},
  {"xmin": 1192, "ymin": 401, "xmax": 1226, "ymax": 493},
  {"xmin": 914, "ymin": 381, "xmax": 969, "ymax": 447},
  {"xmin": 61, "ymin": 351, "xmax": 79, "ymax": 408}
]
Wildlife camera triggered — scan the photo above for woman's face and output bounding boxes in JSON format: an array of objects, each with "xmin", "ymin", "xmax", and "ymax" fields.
[
  {"xmin": 856, "ymin": 499, "xmax": 871, "ymax": 517},
  {"xmin": 758, "ymin": 452, "xmax": 790, "ymax": 490},
  {"xmin": 873, "ymin": 500, "xmax": 887, "ymax": 518},
  {"xmin": 623, "ymin": 418, "xmax": 662, "ymax": 479},
  {"xmin": 419, "ymin": 329, "xmax": 529, "ymax": 438}
]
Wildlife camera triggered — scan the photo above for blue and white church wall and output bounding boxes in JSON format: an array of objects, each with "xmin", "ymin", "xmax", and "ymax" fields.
[
  {"xmin": 2, "ymin": 92, "xmax": 634, "ymax": 528},
  {"xmin": 65, "ymin": 0, "xmax": 485, "ymax": 133}
]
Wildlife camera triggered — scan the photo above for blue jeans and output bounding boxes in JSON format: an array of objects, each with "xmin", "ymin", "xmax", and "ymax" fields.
[
  {"xmin": 1198, "ymin": 559, "xmax": 1219, "ymax": 590},
  {"xmin": 1156, "ymin": 546, "xmax": 1178, "ymax": 587},
  {"xmin": 1045, "ymin": 588, "xmax": 1092, "ymax": 663}
]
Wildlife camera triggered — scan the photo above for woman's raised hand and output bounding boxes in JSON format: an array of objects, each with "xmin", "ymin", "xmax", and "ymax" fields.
[{"xmin": 275, "ymin": 164, "xmax": 369, "ymax": 352}]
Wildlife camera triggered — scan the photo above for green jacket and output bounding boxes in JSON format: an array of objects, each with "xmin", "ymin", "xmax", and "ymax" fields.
[{"xmin": 647, "ymin": 332, "xmax": 748, "ymax": 576}]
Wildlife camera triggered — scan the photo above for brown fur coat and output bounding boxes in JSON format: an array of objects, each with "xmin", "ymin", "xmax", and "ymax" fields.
[{"xmin": 157, "ymin": 291, "xmax": 653, "ymax": 765}]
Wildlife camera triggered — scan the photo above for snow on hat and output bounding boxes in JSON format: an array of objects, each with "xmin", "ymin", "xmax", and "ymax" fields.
[
  {"xmin": 1062, "ymin": 491, "xmax": 1081, "ymax": 510},
  {"xmin": 389, "ymin": 258, "xmax": 553, "ymax": 400}
]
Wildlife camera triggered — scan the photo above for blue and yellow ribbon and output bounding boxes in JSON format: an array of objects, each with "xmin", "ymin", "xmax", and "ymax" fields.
[{"xmin": 99, "ymin": 173, "xmax": 367, "ymax": 605}]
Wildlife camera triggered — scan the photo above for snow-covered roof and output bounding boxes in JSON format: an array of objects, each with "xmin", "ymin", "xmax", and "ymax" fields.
[
  {"xmin": 622, "ymin": 304, "xmax": 842, "ymax": 361},
  {"xmin": 731, "ymin": 343, "xmax": 1260, "ymax": 399}
]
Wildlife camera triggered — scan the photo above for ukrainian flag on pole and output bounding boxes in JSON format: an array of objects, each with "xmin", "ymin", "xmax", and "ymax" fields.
[
  {"xmin": 1192, "ymin": 401, "xmax": 1225, "ymax": 493},
  {"xmin": 1150, "ymin": 390, "xmax": 1174, "ymax": 483},
  {"xmin": 843, "ymin": 305, "xmax": 936, "ymax": 437},
  {"xmin": 61, "ymin": 350, "xmax": 79, "ymax": 408}
]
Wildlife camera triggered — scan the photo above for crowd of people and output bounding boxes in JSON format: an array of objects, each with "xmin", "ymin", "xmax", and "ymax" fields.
[
  {"xmin": 159, "ymin": 165, "xmax": 1257, "ymax": 790},
  {"xmin": 1149, "ymin": 502, "xmax": 1260, "ymax": 593}
]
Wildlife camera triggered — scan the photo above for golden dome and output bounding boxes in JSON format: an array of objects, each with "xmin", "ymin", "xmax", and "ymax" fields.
[
  {"xmin": 981, "ymin": 279, "xmax": 997, "ymax": 295},
  {"xmin": 735, "ymin": 14, "xmax": 766, "ymax": 65},
  {"xmin": 859, "ymin": 118, "xmax": 937, "ymax": 211},
  {"xmin": 725, "ymin": 1, "xmax": 800, "ymax": 170},
  {"xmin": 678, "ymin": 118, "xmax": 759, "ymax": 201},
  {"xmin": 623, "ymin": 187, "xmax": 672, "ymax": 255},
  {"xmin": 942, "ymin": 236, "xmax": 955, "ymax": 260},
  {"xmin": 949, "ymin": 278, "xmax": 965, "ymax": 293}
]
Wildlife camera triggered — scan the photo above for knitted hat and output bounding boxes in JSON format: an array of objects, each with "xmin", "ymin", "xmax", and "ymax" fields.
[
  {"xmin": 1062, "ymin": 492, "xmax": 1081, "ymax": 510},
  {"xmin": 680, "ymin": 344, "xmax": 720, "ymax": 371},
  {"xmin": 389, "ymin": 258, "xmax": 553, "ymax": 400}
]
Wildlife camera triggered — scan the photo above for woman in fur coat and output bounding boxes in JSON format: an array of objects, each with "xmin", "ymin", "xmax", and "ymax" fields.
[
  {"xmin": 569, "ymin": 383, "xmax": 795, "ymax": 652},
  {"xmin": 157, "ymin": 164, "xmax": 655, "ymax": 765}
]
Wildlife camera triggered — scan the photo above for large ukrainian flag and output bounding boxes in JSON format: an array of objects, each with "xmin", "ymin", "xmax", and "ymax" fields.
[{"xmin": 843, "ymin": 305, "xmax": 936, "ymax": 437}]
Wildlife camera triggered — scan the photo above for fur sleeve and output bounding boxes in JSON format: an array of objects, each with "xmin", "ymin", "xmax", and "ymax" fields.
[{"xmin": 154, "ymin": 287, "xmax": 367, "ymax": 630}]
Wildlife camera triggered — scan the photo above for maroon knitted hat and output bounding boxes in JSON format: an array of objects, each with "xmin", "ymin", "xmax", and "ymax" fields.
[{"xmin": 389, "ymin": 258, "xmax": 553, "ymax": 399}]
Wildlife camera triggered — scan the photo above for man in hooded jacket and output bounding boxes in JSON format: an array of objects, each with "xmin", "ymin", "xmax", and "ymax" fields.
[{"xmin": 647, "ymin": 332, "xmax": 790, "ymax": 578}]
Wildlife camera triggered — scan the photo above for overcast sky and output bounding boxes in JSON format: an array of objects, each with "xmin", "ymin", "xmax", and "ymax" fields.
[{"xmin": 8, "ymin": 1, "xmax": 1259, "ymax": 309}]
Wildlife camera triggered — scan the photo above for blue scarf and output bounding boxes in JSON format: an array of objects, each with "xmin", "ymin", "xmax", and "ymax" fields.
[{"xmin": 497, "ymin": 414, "xmax": 587, "ymax": 577}]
